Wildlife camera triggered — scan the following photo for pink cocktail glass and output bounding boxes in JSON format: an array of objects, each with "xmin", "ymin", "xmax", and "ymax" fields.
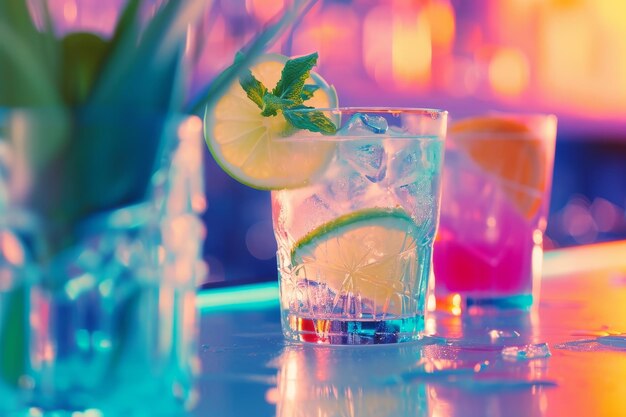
[{"xmin": 433, "ymin": 114, "xmax": 557, "ymax": 313}]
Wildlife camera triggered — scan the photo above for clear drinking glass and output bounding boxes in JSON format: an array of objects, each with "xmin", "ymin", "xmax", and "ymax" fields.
[
  {"xmin": 0, "ymin": 109, "xmax": 205, "ymax": 415},
  {"xmin": 433, "ymin": 113, "xmax": 557, "ymax": 313},
  {"xmin": 271, "ymin": 108, "xmax": 447, "ymax": 344}
]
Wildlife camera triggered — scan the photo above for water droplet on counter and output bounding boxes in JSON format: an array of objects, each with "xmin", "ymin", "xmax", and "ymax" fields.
[
  {"xmin": 457, "ymin": 378, "xmax": 558, "ymax": 391},
  {"xmin": 488, "ymin": 329, "xmax": 521, "ymax": 341},
  {"xmin": 422, "ymin": 335, "xmax": 447, "ymax": 345},
  {"xmin": 502, "ymin": 343, "xmax": 551, "ymax": 360},
  {"xmin": 597, "ymin": 334, "xmax": 626, "ymax": 348},
  {"xmin": 555, "ymin": 333, "xmax": 626, "ymax": 352},
  {"xmin": 383, "ymin": 358, "xmax": 490, "ymax": 385},
  {"xmin": 473, "ymin": 361, "xmax": 490, "ymax": 372}
]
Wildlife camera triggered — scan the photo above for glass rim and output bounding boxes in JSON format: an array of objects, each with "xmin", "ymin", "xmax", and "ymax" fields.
[
  {"xmin": 449, "ymin": 113, "xmax": 558, "ymax": 141},
  {"xmin": 449, "ymin": 112, "xmax": 557, "ymax": 123},
  {"xmin": 284, "ymin": 106, "xmax": 448, "ymax": 117},
  {"xmin": 449, "ymin": 131, "xmax": 557, "ymax": 140},
  {"xmin": 276, "ymin": 107, "xmax": 447, "ymax": 141}
]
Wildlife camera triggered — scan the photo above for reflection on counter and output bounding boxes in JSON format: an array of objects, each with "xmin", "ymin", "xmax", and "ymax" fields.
[
  {"xmin": 267, "ymin": 318, "xmax": 552, "ymax": 417},
  {"xmin": 271, "ymin": 345, "xmax": 429, "ymax": 417},
  {"xmin": 199, "ymin": 308, "xmax": 554, "ymax": 417},
  {"xmin": 195, "ymin": 240, "xmax": 626, "ymax": 417}
]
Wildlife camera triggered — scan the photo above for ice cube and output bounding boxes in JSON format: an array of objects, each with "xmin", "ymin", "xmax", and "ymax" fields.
[
  {"xmin": 327, "ymin": 171, "xmax": 368, "ymax": 202},
  {"xmin": 393, "ymin": 179, "xmax": 434, "ymax": 226},
  {"xmin": 360, "ymin": 113, "xmax": 388, "ymax": 134},
  {"xmin": 337, "ymin": 114, "xmax": 389, "ymax": 182},
  {"xmin": 354, "ymin": 182, "xmax": 398, "ymax": 211},
  {"xmin": 291, "ymin": 193, "xmax": 339, "ymax": 239},
  {"xmin": 387, "ymin": 137, "xmax": 443, "ymax": 188},
  {"xmin": 387, "ymin": 141, "xmax": 424, "ymax": 187},
  {"xmin": 344, "ymin": 142, "xmax": 387, "ymax": 183},
  {"xmin": 501, "ymin": 343, "xmax": 551, "ymax": 360},
  {"xmin": 339, "ymin": 113, "xmax": 388, "ymax": 135}
]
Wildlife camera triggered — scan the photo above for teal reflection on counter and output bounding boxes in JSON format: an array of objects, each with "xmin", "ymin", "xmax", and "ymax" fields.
[{"xmin": 197, "ymin": 282, "xmax": 279, "ymax": 312}]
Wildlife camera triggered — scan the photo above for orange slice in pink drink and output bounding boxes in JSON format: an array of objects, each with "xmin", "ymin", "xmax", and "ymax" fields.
[{"xmin": 450, "ymin": 116, "xmax": 546, "ymax": 219}]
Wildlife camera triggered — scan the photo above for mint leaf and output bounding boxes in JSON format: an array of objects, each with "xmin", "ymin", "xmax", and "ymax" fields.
[
  {"xmin": 239, "ymin": 68, "xmax": 267, "ymax": 109},
  {"xmin": 237, "ymin": 52, "xmax": 337, "ymax": 135},
  {"xmin": 300, "ymin": 84, "xmax": 319, "ymax": 101},
  {"xmin": 261, "ymin": 93, "xmax": 295, "ymax": 117},
  {"xmin": 272, "ymin": 52, "xmax": 318, "ymax": 102},
  {"xmin": 284, "ymin": 106, "xmax": 337, "ymax": 135}
]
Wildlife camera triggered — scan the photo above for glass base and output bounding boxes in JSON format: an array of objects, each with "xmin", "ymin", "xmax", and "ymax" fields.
[
  {"xmin": 282, "ymin": 313, "xmax": 424, "ymax": 345},
  {"xmin": 436, "ymin": 293, "xmax": 534, "ymax": 315}
]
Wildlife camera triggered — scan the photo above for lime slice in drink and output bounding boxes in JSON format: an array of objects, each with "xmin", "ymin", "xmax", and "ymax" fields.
[
  {"xmin": 291, "ymin": 208, "xmax": 421, "ymax": 315},
  {"xmin": 204, "ymin": 54, "xmax": 338, "ymax": 189}
]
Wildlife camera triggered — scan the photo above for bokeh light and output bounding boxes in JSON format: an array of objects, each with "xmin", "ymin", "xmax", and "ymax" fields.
[
  {"xmin": 246, "ymin": 0, "xmax": 286, "ymax": 23},
  {"xmin": 488, "ymin": 47, "xmax": 530, "ymax": 98}
]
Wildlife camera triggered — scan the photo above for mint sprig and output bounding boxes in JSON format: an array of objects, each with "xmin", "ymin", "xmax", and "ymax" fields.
[
  {"xmin": 283, "ymin": 105, "xmax": 337, "ymax": 134},
  {"xmin": 272, "ymin": 53, "xmax": 318, "ymax": 102},
  {"xmin": 239, "ymin": 67, "xmax": 267, "ymax": 109},
  {"xmin": 261, "ymin": 94, "xmax": 295, "ymax": 117},
  {"xmin": 300, "ymin": 84, "xmax": 319, "ymax": 101},
  {"xmin": 239, "ymin": 52, "xmax": 337, "ymax": 135}
]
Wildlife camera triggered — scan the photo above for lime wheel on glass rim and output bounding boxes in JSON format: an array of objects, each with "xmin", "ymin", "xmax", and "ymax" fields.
[{"xmin": 204, "ymin": 53, "xmax": 338, "ymax": 190}]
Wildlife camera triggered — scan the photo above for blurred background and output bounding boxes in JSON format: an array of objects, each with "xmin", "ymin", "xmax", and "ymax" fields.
[{"xmin": 198, "ymin": 0, "xmax": 626, "ymax": 287}]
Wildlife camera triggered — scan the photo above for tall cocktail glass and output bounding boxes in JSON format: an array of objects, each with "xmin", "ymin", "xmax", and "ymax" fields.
[
  {"xmin": 433, "ymin": 114, "xmax": 557, "ymax": 313},
  {"xmin": 271, "ymin": 108, "xmax": 447, "ymax": 344}
]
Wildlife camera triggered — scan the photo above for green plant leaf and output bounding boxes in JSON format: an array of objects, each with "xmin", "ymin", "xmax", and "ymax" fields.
[
  {"xmin": 61, "ymin": 32, "xmax": 109, "ymax": 105},
  {"xmin": 109, "ymin": 0, "xmax": 143, "ymax": 49},
  {"xmin": 0, "ymin": 0, "xmax": 60, "ymax": 106},
  {"xmin": 89, "ymin": 0, "xmax": 209, "ymax": 111},
  {"xmin": 0, "ymin": 286, "xmax": 26, "ymax": 388},
  {"xmin": 29, "ymin": 0, "xmax": 60, "ymax": 68}
]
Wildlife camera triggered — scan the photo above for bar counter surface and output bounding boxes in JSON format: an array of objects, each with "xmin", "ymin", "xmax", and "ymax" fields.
[{"xmin": 195, "ymin": 240, "xmax": 626, "ymax": 417}]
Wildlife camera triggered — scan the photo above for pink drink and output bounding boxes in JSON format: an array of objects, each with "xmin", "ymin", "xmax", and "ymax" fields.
[
  {"xmin": 433, "ymin": 115, "xmax": 557, "ymax": 312},
  {"xmin": 434, "ymin": 179, "xmax": 536, "ymax": 299}
]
